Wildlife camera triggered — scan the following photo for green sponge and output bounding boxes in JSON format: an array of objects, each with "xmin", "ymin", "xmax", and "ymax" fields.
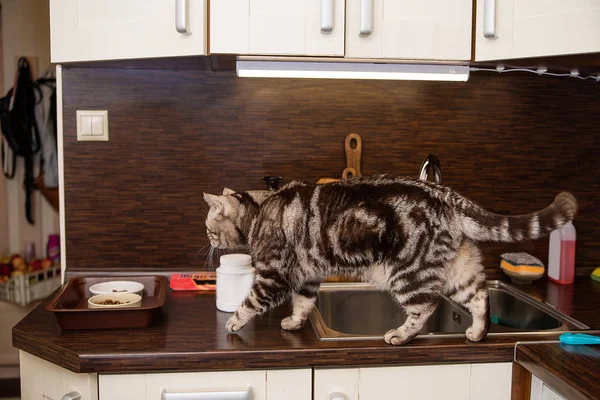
[{"xmin": 591, "ymin": 267, "xmax": 600, "ymax": 282}]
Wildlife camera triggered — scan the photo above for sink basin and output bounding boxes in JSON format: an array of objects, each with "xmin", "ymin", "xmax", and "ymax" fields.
[{"xmin": 309, "ymin": 281, "xmax": 588, "ymax": 341}]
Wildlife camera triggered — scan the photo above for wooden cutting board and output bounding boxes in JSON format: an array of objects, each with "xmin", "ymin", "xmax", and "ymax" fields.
[{"xmin": 317, "ymin": 133, "xmax": 362, "ymax": 184}]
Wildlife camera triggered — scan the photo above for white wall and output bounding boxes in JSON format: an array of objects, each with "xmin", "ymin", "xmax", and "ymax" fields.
[
  {"xmin": 0, "ymin": 302, "xmax": 36, "ymax": 367},
  {"xmin": 0, "ymin": 0, "xmax": 58, "ymax": 368},
  {"xmin": 1, "ymin": 0, "xmax": 59, "ymax": 257}
]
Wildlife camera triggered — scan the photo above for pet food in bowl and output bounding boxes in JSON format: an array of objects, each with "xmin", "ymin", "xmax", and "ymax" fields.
[
  {"xmin": 88, "ymin": 293, "xmax": 142, "ymax": 309},
  {"xmin": 89, "ymin": 281, "xmax": 144, "ymax": 296}
]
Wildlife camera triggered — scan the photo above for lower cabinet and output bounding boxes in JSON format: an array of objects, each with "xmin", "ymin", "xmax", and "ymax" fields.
[
  {"xmin": 530, "ymin": 375, "xmax": 567, "ymax": 400},
  {"xmin": 314, "ymin": 362, "xmax": 512, "ymax": 400},
  {"xmin": 19, "ymin": 351, "xmax": 512, "ymax": 400},
  {"xmin": 100, "ymin": 369, "xmax": 312, "ymax": 400},
  {"xmin": 19, "ymin": 351, "xmax": 98, "ymax": 400}
]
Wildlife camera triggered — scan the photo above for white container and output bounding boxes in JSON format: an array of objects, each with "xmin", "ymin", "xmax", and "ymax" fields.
[
  {"xmin": 89, "ymin": 280, "xmax": 145, "ymax": 296},
  {"xmin": 216, "ymin": 253, "xmax": 255, "ymax": 312}
]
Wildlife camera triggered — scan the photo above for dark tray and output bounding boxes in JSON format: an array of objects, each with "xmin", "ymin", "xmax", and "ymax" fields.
[{"xmin": 46, "ymin": 275, "xmax": 168, "ymax": 331}]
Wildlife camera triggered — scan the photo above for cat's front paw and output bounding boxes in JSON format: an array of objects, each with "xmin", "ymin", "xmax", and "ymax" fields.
[
  {"xmin": 225, "ymin": 315, "xmax": 246, "ymax": 332},
  {"xmin": 465, "ymin": 326, "xmax": 485, "ymax": 342},
  {"xmin": 280, "ymin": 316, "xmax": 304, "ymax": 331},
  {"xmin": 384, "ymin": 329, "xmax": 410, "ymax": 345}
]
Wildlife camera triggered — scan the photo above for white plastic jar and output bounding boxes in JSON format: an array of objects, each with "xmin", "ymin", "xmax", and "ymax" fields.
[{"xmin": 216, "ymin": 253, "xmax": 255, "ymax": 312}]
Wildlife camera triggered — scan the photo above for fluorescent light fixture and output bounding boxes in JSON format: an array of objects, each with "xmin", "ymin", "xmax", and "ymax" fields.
[{"xmin": 236, "ymin": 60, "xmax": 469, "ymax": 82}]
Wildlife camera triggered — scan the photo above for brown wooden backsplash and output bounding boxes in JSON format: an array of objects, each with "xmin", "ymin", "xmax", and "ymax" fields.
[{"xmin": 62, "ymin": 66, "xmax": 599, "ymax": 273}]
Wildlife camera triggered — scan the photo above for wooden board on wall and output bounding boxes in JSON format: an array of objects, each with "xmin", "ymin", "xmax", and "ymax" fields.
[{"xmin": 61, "ymin": 68, "xmax": 599, "ymax": 272}]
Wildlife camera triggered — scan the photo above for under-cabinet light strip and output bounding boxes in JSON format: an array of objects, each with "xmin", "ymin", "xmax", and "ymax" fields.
[{"xmin": 236, "ymin": 60, "xmax": 470, "ymax": 82}]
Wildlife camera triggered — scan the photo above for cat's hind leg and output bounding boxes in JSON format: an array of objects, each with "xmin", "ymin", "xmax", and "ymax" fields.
[
  {"xmin": 280, "ymin": 280, "xmax": 321, "ymax": 331},
  {"xmin": 226, "ymin": 270, "xmax": 292, "ymax": 332},
  {"xmin": 445, "ymin": 240, "xmax": 490, "ymax": 342}
]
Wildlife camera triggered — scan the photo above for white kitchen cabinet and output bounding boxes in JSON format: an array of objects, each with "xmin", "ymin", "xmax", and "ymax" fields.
[
  {"xmin": 266, "ymin": 369, "xmax": 312, "ymax": 400},
  {"xmin": 470, "ymin": 362, "xmax": 512, "ymax": 400},
  {"xmin": 359, "ymin": 364, "xmax": 471, "ymax": 400},
  {"xmin": 145, "ymin": 370, "xmax": 266, "ymax": 400},
  {"xmin": 530, "ymin": 374, "xmax": 567, "ymax": 400},
  {"xmin": 475, "ymin": 0, "xmax": 600, "ymax": 61},
  {"xmin": 314, "ymin": 368, "xmax": 359, "ymax": 400},
  {"xmin": 99, "ymin": 374, "xmax": 146, "ymax": 400},
  {"xmin": 49, "ymin": 0, "xmax": 208, "ymax": 63},
  {"xmin": 99, "ymin": 368, "xmax": 311, "ymax": 400},
  {"xmin": 315, "ymin": 362, "xmax": 512, "ymax": 400},
  {"xmin": 210, "ymin": 0, "xmax": 345, "ymax": 56},
  {"xmin": 345, "ymin": 0, "xmax": 473, "ymax": 60},
  {"xmin": 20, "ymin": 350, "xmax": 512, "ymax": 400},
  {"xmin": 19, "ymin": 351, "xmax": 98, "ymax": 400}
]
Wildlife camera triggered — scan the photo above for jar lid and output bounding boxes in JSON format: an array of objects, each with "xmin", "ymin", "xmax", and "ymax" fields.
[{"xmin": 220, "ymin": 253, "xmax": 252, "ymax": 268}]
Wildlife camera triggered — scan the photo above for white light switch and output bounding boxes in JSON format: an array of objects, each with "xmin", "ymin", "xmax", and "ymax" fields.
[
  {"xmin": 91, "ymin": 116, "xmax": 104, "ymax": 136},
  {"xmin": 80, "ymin": 116, "xmax": 92, "ymax": 136},
  {"xmin": 77, "ymin": 110, "xmax": 109, "ymax": 141}
]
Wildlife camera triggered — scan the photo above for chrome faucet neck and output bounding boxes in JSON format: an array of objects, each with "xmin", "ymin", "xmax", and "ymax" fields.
[{"xmin": 419, "ymin": 154, "xmax": 442, "ymax": 184}]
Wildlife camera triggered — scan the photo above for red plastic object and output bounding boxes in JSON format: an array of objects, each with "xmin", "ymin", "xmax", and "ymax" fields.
[{"xmin": 170, "ymin": 272, "xmax": 216, "ymax": 291}]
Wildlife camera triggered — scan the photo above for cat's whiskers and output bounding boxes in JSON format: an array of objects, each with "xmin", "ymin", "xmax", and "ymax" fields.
[
  {"xmin": 209, "ymin": 247, "xmax": 218, "ymax": 270},
  {"xmin": 195, "ymin": 244, "xmax": 210, "ymax": 262},
  {"xmin": 202, "ymin": 247, "xmax": 213, "ymax": 271},
  {"xmin": 195, "ymin": 243, "xmax": 214, "ymax": 263}
]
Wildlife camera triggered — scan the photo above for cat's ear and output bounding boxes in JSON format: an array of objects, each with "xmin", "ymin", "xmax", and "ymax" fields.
[
  {"xmin": 203, "ymin": 193, "xmax": 224, "ymax": 214},
  {"xmin": 222, "ymin": 187, "xmax": 236, "ymax": 196}
]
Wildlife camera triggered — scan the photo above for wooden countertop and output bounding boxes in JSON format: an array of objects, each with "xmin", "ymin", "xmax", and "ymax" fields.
[
  {"xmin": 12, "ymin": 277, "xmax": 600, "ymax": 374},
  {"xmin": 515, "ymin": 343, "xmax": 600, "ymax": 400}
]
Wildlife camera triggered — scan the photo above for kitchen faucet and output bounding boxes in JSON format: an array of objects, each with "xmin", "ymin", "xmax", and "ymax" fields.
[{"xmin": 419, "ymin": 154, "xmax": 442, "ymax": 184}]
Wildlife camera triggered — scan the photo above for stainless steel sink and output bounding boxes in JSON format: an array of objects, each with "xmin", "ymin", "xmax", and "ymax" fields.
[{"xmin": 309, "ymin": 280, "xmax": 588, "ymax": 341}]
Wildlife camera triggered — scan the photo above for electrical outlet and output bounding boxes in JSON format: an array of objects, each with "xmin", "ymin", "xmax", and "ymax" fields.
[{"xmin": 76, "ymin": 110, "xmax": 109, "ymax": 141}]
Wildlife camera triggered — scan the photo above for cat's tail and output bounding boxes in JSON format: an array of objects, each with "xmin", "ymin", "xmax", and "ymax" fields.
[{"xmin": 456, "ymin": 192, "xmax": 577, "ymax": 243}]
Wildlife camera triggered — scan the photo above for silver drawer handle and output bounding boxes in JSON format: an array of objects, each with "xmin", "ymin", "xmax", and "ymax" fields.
[
  {"xmin": 330, "ymin": 393, "xmax": 348, "ymax": 400},
  {"xmin": 161, "ymin": 388, "xmax": 252, "ymax": 400},
  {"xmin": 359, "ymin": 0, "xmax": 373, "ymax": 36},
  {"xmin": 483, "ymin": 0, "xmax": 497, "ymax": 39},
  {"xmin": 321, "ymin": 0, "xmax": 334, "ymax": 33},
  {"xmin": 62, "ymin": 392, "xmax": 81, "ymax": 400},
  {"xmin": 176, "ymin": 0, "xmax": 191, "ymax": 34}
]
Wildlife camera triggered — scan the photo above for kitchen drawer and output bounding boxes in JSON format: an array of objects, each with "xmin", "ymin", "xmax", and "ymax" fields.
[
  {"xmin": 358, "ymin": 364, "xmax": 471, "ymax": 400},
  {"xmin": 314, "ymin": 368, "xmax": 359, "ymax": 400},
  {"xmin": 100, "ymin": 369, "xmax": 312, "ymax": 400},
  {"xmin": 145, "ymin": 370, "xmax": 266, "ymax": 400}
]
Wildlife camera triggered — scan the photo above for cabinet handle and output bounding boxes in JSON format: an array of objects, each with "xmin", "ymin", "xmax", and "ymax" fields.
[
  {"xmin": 321, "ymin": 0, "xmax": 334, "ymax": 33},
  {"xmin": 483, "ymin": 0, "xmax": 497, "ymax": 39},
  {"xmin": 359, "ymin": 0, "xmax": 373, "ymax": 36},
  {"xmin": 161, "ymin": 388, "xmax": 252, "ymax": 400},
  {"xmin": 176, "ymin": 0, "xmax": 191, "ymax": 34},
  {"xmin": 330, "ymin": 393, "xmax": 348, "ymax": 400},
  {"xmin": 62, "ymin": 392, "xmax": 81, "ymax": 400}
]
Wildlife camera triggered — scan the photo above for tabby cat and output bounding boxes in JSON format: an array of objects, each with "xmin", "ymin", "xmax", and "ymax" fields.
[{"xmin": 203, "ymin": 175, "xmax": 577, "ymax": 345}]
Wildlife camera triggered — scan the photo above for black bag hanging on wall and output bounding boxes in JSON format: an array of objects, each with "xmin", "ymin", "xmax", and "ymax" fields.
[{"xmin": 0, "ymin": 57, "xmax": 42, "ymax": 224}]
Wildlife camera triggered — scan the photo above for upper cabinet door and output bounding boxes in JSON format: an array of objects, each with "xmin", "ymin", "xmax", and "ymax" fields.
[
  {"xmin": 345, "ymin": 0, "xmax": 473, "ymax": 60},
  {"xmin": 210, "ymin": 0, "xmax": 345, "ymax": 56},
  {"xmin": 50, "ymin": 0, "xmax": 208, "ymax": 62},
  {"xmin": 475, "ymin": 0, "xmax": 600, "ymax": 61}
]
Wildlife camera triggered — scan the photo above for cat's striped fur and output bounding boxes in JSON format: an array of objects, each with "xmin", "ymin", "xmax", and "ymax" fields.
[{"xmin": 203, "ymin": 175, "xmax": 577, "ymax": 345}]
